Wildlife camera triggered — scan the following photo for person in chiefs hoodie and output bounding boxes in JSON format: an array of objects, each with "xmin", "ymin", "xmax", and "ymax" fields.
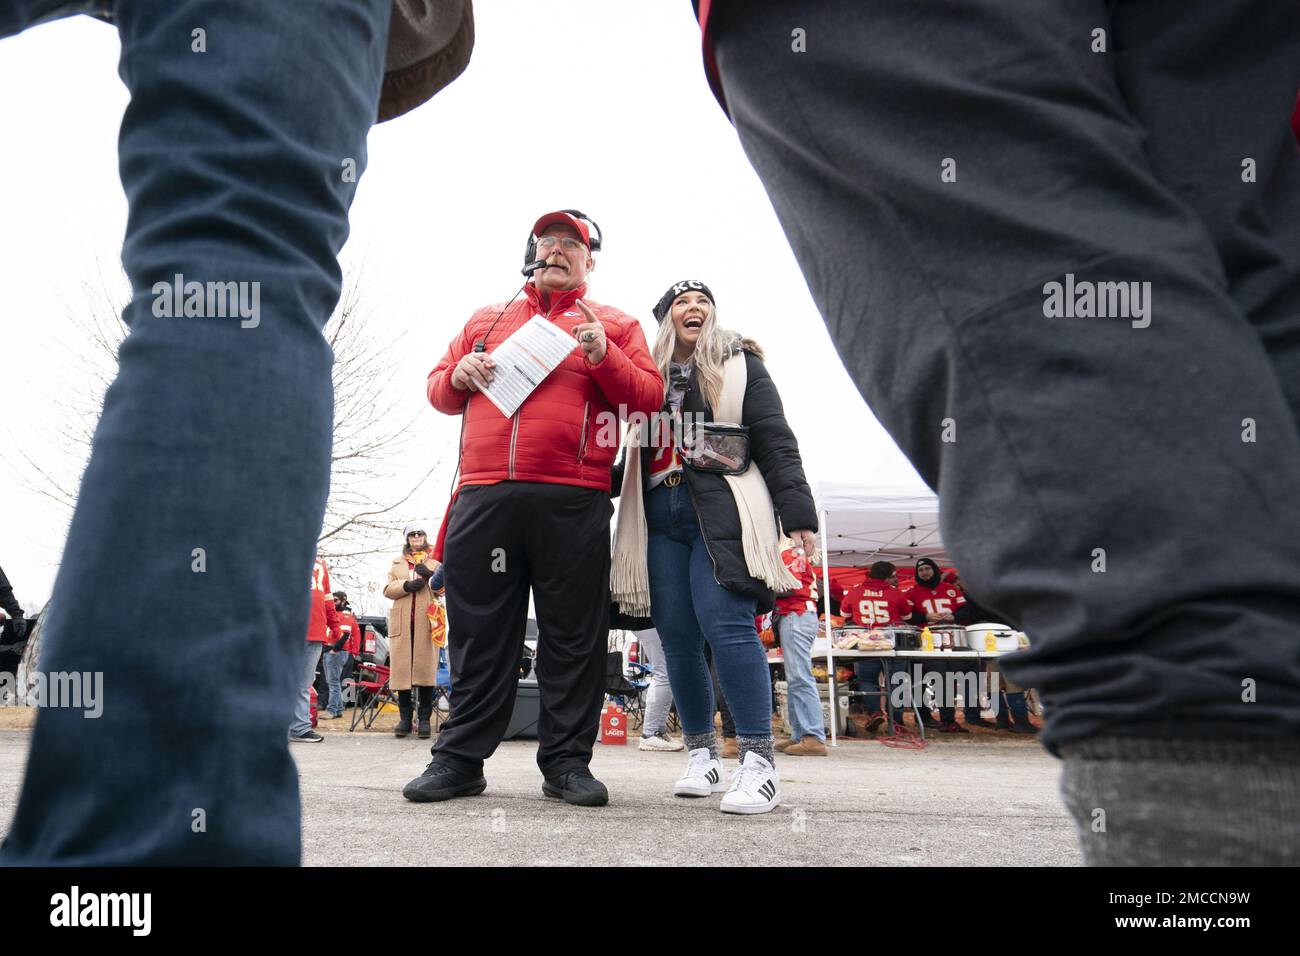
[
  {"xmin": 907, "ymin": 558, "xmax": 976, "ymax": 733},
  {"xmin": 291, "ymin": 556, "xmax": 340, "ymax": 743},
  {"xmin": 403, "ymin": 210, "xmax": 663, "ymax": 807},
  {"xmin": 318, "ymin": 591, "xmax": 363, "ymax": 722}
]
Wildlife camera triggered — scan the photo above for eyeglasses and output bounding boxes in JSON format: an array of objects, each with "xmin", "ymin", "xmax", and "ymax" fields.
[{"xmin": 535, "ymin": 236, "xmax": 586, "ymax": 252}]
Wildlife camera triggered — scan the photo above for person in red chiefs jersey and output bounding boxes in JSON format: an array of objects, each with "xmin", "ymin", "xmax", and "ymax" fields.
[
  {"xmin": 839, "ymin": 561, "xmax": 914, "ymax": 628},
  {"xmin": 906, "ymin": 558, "xmax": 975, "ymax": 733},
  {"xmin": 773, "ymin": 543, "xmax": 827, "ymax": 756},
  {"xmin": 404, "ymin": 210, "xmax": 662, "ymax": 808},
  {"xmin": 907, "ymin": 558, "xmax": 967, "ymax": 625},
  {"xmin": 291, "ymin": 556, "xmax": 339, "ymax": 743},
  {"xmin": 842, "ymin": 561, "xmax": 915, "ymax": 733},
  {"xmin": 840, "ymin": 561, "xmax": 913, "ymax": 733}
]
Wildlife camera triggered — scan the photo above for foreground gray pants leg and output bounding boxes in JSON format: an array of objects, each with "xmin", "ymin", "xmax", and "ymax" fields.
[{"xmin": 711, "ymin": 0, "xmax": 1300, "ymax": 862}]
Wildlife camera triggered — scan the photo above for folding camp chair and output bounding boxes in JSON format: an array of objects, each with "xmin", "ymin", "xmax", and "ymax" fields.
[
  {"xmin": 604, "ymin": 651, "xmax": 650, "ymax": 731},
  {"xmin": 347, "ymin": 661, "xmax": 395, "ymax": 731}
]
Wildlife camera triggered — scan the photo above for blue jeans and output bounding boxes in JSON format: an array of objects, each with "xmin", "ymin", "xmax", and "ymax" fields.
[
  {"xmin": 322, "ymin": 649, "xmax": 351, "ymax": 717},
  {"xmin": 291, "ymin": 643, "xmax": 324, "ymax": 736},
  {"xmin": 330, "ymin": 647, "xmax": 356, "ymax": 712},
  {"xmin": 645, "ymin": 483, "xmax": 769, "ymax": 738},
  {"xmin": 776, "ymin": 610, "xmax": 824, "ymax": 742},
  {"xmin": 0, "ymin": 0, "xmax": 390, "ymax": 865}
]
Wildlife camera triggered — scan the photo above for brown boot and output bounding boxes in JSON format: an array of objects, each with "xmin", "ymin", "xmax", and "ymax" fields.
[
  {"xmin": 775, "ymin": 737, "xmax": 797, "ymax": 753},
  {"xmin": 720, "ymin": 737, "xmax": 739, "ymax": 759},
  {"xmin": 785, "ymin": 736, "xmax": 828, "ymax": 756}
]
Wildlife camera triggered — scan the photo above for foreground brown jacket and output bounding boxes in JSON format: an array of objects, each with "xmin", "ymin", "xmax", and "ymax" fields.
[
  {"xmin": 379, "ymin": 0, "xmax": 475, "ymax": 122},
  {"xmin": 383, "ymin": 553, "xmax": 442, "ymax": 689}
]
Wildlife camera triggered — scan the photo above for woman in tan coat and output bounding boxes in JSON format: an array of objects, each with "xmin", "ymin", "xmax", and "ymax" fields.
[{"xmin": 383, "ymin": 522, "xmax": 445, "ymax": 738}]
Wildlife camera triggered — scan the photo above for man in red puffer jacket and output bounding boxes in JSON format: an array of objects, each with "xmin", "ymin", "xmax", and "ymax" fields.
[{"xmin": 404, "ymin": 210, "xmax": 663, "ymax": 808}]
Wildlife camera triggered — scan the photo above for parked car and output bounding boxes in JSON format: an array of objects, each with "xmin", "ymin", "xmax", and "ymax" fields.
[
  {"xmin": 520, "ymin": 617, "xmax": 538, "ymax": 678},
  {"xmin": 0, "ymin": 612, "xmax": 37, "ymax": 704},
  {"xmin": 355, "ymin": 615, "xmax": 388, "ymax": 666}
]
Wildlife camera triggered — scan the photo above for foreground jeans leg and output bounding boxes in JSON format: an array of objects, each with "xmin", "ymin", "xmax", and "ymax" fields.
[
  {"xmin": 779, "ymin": 611, "xmax": 825, "ymax": 742},
  {"xmin": 713, "ymin": 0, "xmax": 1300, "ymax": 753},
  {"xmin": 0, "ymin": 0, "xmax": 105, "ymax": 36},
  {"xmin": 0, "ymin": 0, "xmax": 390, "ymax": 865}
]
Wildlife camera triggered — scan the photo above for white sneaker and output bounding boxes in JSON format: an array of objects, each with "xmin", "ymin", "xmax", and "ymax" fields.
[
  {"xmin": 720, "ymin": 751, "xmax": 780, "ymax": 815},
  {"xmin": 673, "ymin": 747, "xmax": 726, "ymax": 797},
  {"xmin": 639, "ymin": 731, "xmax": 685, "ymax": 752}
]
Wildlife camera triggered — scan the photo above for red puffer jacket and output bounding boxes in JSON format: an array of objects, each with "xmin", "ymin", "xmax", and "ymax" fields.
[{"xmin": 427, "ymin": 282, "xmax": 664, "ymax": 491}]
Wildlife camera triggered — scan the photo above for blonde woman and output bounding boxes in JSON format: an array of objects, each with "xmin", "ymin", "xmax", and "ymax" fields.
[
  {"xmin": 611, "ymin": 280, "xmax": 818, "ymax": 815},
  {"xmin": 383, "ymin": 522, "xmax": 445, "ymax": 738}
]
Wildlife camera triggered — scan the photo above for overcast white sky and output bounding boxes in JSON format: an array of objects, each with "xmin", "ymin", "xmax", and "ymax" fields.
[{"xmin": 0, "ymin": 2, "xmax": 925, "ymax": 613}]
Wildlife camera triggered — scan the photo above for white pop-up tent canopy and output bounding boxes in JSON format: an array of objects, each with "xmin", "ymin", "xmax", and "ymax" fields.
[
  {"xmin": 814, "ymin": 481, "xmax": 947, "ymax": 566},
  {"xmin": 811, "ymin": 481, "xmax": 947, "ymax": 745}
]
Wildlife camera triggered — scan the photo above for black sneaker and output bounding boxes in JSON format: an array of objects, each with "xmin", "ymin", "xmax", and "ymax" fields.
[
  {"xmin": 542, "ymin": 768, "xmax": 609, "ymax": 807},
  {"xmin": 290, "ymin": 730, "xmax": 324, "ymax": 743},
  {"xmin": 402, "ymin": 760, "xmax": 487, "ymax": 803}
]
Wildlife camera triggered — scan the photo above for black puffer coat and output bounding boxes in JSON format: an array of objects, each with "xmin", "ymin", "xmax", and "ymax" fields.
[{"xmin": 612, "ymin": 339, "xmax": 817, "ymax": 614}]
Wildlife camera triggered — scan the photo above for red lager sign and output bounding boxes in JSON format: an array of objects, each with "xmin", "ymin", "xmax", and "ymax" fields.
[{"xmin": 600, "ymin": 702, "xmax": 627, "ymax": 745}]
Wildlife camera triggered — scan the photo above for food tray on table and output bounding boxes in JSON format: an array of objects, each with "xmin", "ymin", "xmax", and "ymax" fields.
[
  {"xmin": 883, "ymin": 624, "xmax": 921, "ymax": 650},
  {"xmin": 831, "ymin": 626, "xmax": 895, "ymax": 651}
]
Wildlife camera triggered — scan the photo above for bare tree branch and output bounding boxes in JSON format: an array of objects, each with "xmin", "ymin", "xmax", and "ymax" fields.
[{"xmin": 19, "ymin": 260, "xmax": 447, "ymax": 589}]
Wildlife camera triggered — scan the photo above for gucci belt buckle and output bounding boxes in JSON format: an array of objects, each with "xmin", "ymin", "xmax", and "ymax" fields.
[{"xmin": 664, "ymin": 471, "xmax": 682, "ymax": 487}]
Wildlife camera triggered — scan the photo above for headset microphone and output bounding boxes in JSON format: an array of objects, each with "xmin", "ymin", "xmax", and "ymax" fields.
[
  {"xmin": 474, "ymin": 279, "xmax": 530, "ymax": 352},
  {"xmin": 521, "ymin": 258, "xmax": 547, "ymax": 277}
]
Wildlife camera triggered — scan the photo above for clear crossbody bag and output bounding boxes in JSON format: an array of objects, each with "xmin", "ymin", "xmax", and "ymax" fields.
[{"xmin": 680, "ymin": 420, "xmax": 751, "ymax": 476}]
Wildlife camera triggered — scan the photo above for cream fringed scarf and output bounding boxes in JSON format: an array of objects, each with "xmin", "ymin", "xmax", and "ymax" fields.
[{"xmin": 611, "ymin": 350, "xmax": 800, "ymax": 617}]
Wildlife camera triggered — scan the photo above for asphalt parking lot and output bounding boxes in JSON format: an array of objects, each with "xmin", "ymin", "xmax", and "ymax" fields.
[{"xmin": 0, "ymin": 716, "xmax": 1082, "ymax": 866}]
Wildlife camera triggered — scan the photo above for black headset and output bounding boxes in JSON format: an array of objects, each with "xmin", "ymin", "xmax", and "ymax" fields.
[
  {"xmin": 474, "ymin": 209, "xmax": 605, "ymax": 354},
  {"xmin": 523, "ymin": 208, "xmax": 603, "ymax": 266}
]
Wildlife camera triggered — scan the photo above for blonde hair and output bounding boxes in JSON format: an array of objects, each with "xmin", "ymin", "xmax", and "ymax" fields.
[{"xmin": 651, "ymin": 299, "xmax": 742, "ymax": 415}]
